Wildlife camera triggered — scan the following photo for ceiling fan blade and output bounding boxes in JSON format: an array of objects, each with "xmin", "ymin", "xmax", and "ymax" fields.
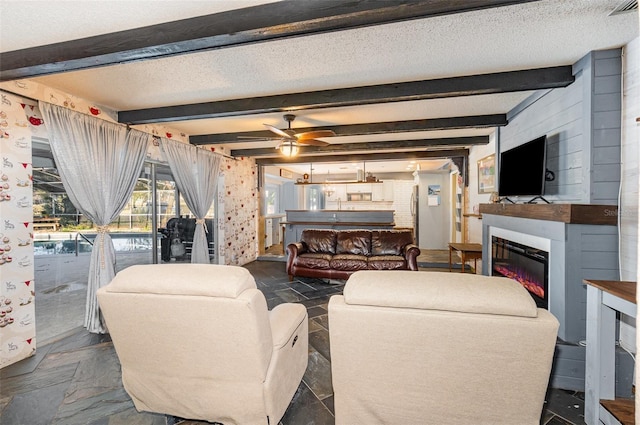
[
  {"xmin": 298, "ymin": 139, "xmax": 330, "ymax": 147},
  {"xmin": 295, "ymin": 130, "xmax": 336, "ymax": 141},
  {"xmin": 264, "ymin": 124, "xmax": 293, "ymax": 139}
]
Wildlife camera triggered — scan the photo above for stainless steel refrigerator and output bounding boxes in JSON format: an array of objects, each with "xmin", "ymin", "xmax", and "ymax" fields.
[{"xmin": 410, "ymin": 185, "xmax": 419, "ymax": 245}]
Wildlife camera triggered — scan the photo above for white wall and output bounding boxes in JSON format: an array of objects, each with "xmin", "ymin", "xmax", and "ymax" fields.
[
  {"xmin": 619, "ymin": 34, "xmax": 640, "ymax": 424},
  {"xmin": 620, "ymin": 37, "xmax": 640, "ymax": 354},
  {"xmin": 417, "ymin": 171, "xmax": 450, "ymax": 249}
]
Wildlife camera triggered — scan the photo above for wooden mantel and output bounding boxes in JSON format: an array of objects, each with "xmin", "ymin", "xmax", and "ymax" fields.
[{"xmin": 479, "ymin": 203, "xmax": 618, "ymax": 225}]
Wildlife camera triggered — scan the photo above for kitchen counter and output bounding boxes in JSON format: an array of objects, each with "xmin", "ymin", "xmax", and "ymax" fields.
[
  {"xmin": 285, "ymin": 209, "xmax": 394, "ymax": 223},
  {"xmin": 281, "ymin": 221, "xmax": 394, "ymax": 226},
  {"xmin": 283, "ymin": 210, "xmax": 396, "ymax": 248}
]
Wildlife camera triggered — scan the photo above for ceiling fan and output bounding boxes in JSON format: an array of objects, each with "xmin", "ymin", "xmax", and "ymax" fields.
[{"xmin": 262, "ymin": 114, "xmax": 335, "ymax": 148}]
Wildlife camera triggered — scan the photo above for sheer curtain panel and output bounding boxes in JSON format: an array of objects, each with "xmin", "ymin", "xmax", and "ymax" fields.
[
  {"xmin": 39, "ymin": 101, "xmax": 150, "ymax": 333},
  {"xmin": 159, "ymin": 138, "xmax": 221, "ymax": 263}
]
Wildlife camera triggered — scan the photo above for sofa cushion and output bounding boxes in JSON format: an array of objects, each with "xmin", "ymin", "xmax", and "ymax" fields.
[
  {"xmin": 371, "ymin": 230, "xmax": 414, "ymax": 256},
  {"xmin": 330, "ymin": 254, "xmax": 369, "ymax": 271},
  {"xmin": 295, "ymin": 253, "xmax": 333, "ymax": 269},
  {"xmin": 301, "ymin": 229, "xmax": 337, "ymax": 254},
  {"xmin": 367, "ymin": 255, "xmax": 406, "ymax": 270},
  {"xmin": 343, "ymin": 270, "xmax": 538, "ymax": 318},
  {"xmin": 336, "ymin": 230, "xmax": 372, "ymax": 256}
]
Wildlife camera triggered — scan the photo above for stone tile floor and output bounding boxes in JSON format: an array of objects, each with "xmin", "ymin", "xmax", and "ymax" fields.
[{"xmin": 1, "ymin": 260, "xmax": 585, "ymax": 424}]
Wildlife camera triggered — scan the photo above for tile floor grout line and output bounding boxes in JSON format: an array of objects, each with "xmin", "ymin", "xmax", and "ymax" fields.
[{"xmin": 302, "ymin": 380, "xmax": 335, "ymax": 418}]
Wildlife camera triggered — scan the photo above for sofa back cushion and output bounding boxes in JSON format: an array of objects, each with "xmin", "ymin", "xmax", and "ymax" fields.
[
  {"xmin": 336, "ymin": 230, "xmax": 372, "ymax": 256},
  {"xmin": 371, "ymin": 230, "xmax": 414, "ymax": 256},
  {"xmin": 301, "ymin": 229, "xmax": 337, "ymax": 254}
]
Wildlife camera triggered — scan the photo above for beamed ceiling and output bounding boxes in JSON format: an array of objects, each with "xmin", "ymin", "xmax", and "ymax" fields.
[{"xmin": 0, "ymin": 0, "xmax": 638, "ymax": 175}]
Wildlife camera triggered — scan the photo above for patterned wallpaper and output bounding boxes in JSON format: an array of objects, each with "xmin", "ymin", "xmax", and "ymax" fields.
[
  {"xmin": 217, "ymin": 156, "xmax": 258, "ymax": 265},
  {"xmin": 0, "ymin": 79, "xmax": 188, "ymax": 148},
  {"xmin": 0, "ymin": 85, "xmax": 260, "ymax": 368},
  {"xmin": 0, "ymin": 91, "xmax": 36, "ymax": 368}
]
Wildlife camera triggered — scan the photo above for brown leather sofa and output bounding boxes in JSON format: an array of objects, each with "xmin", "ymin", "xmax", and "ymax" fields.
[{"xmin": 286, "ymin": 229, "xmax": 420, "ymax": 281}]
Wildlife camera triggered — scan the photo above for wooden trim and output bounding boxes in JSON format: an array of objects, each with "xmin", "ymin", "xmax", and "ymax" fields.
[
  {"xmin": 478, "ymin": 203, "xmax": 618, "ymax": 225},
  {"xmin": 583, "ymin": 280, "xmax": 636, "ymax": 305},
  {"xmin": 600, "ymin": 398, "xmax": 635, "ymax": 425},
  {"xmin": 256, "ymin": 148, "xmax": 469, "ymax": 165},
  {"xmin": 231, "ymin": 136, "xmax": 489, "ymax": 158},
  {"xmin": 191, "ymin": 116, "xmax": 506, "ymax": 145},
  {"xmin": 120, "ymin": 67, "xmax": 572, "ymax": 124},
  {"xmin": 294, "ymin": 181, "xmax": 383, "ymax": 185},
  {"xmin": 0, "ymin": 0, "xmax": 540, "ymax": 81}
]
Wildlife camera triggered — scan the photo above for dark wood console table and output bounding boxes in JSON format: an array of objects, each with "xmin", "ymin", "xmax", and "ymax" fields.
[
  {"xmin": 448, "ymin": 242, "xmax": 482, "ymax": 273},
  {"xmin": 584, "ymin": 279, "xmax": 636, "ymax": 425}
]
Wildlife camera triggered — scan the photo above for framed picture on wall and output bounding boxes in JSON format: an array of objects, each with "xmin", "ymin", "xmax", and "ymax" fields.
[{"xmin": 477, "ymin": 154, "xmax": 496, "ymax": 194}]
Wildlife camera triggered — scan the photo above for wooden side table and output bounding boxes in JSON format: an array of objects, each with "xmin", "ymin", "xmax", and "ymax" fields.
[
  {"xmin": 584, "ymin": 279, "xmax": 636, "ymax": 425},
  {"xmin": 448, "ymin": 243, "xmax": 482, "ymax": 273}
]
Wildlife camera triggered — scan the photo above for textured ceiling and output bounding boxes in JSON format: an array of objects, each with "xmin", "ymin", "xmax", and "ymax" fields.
[{"xmin": 1, "ymin": 0, "xmax": 638, "ymax": 174}]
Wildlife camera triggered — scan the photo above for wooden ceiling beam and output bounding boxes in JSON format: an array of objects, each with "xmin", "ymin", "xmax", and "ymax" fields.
[
  {"xmin": 120, "ymin": 66, "xmax": 572, "ymax": 124},
  {"xmin": 0, "ymin": 0, "xmax": 539, "ymax": 81},
  {"xmin": 231, "ymin": 136, "xmax": 488, "ymax": 158},
  {"xmin": 190, "ymin": 115, "xmax": 506, "ymax": 145},
  {"xmin": 255, "ymin": 149, "xmax": 469, "ymax": 165}
]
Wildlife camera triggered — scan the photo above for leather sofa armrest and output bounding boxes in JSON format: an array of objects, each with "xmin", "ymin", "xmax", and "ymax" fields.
[
  {"xmin": 286, "ymin": 242, "xmax": 306, "ymax": 256},
  {"xmin": 403, "ymin": 244, "xmax": 421, "ymax": 271},
  {"xmin": 286, "ymin": 242, "xmax": 306, "ymax": 277}
]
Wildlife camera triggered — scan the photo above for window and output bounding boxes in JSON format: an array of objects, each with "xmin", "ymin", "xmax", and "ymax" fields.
[
  {"xmin": 265, "ymin": 184, "xmax": 279, "ymax": 215},
  {"xmin": 306, "ymin": 185, "xmax": 324, "ymax": 210}
]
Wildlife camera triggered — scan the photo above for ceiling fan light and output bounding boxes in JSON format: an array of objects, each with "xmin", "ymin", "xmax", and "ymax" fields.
[{"xmin": 279, "ymin": 140, "xmax": 299, "ymax": 157}]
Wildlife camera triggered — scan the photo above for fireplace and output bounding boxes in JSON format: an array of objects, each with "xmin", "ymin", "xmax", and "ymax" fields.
[
  {"xmin": 481, "ymin": 205, "xmax": 620, "ymax": 390},
  {"xmin": 491, "ymin": 236, "xmax": 549, "ymax": 309}
]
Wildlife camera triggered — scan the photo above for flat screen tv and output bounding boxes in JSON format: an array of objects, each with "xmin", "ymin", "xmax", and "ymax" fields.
[{"xmin": 498, "ymin": 135, "xmax": 547, "ymax": 198}]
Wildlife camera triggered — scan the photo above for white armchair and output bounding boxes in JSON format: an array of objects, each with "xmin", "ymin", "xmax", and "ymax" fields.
[
  {"xmin": 97, "ymin": 264, "xmax": 308, "ymax": 425},
  {"xmin": 329, "ymin": 270, "xmax": 559, "ymax": 425}
]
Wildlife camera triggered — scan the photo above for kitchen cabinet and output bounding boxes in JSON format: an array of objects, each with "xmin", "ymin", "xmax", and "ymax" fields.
[
  {"xmin": 265, "ymin": 218, "xmax": 273, "ymax": 248},
  {"xmin": 372, "ymin": 181, "xmax": 393, "ymax": 201},
  {"xmin": 326, "ymin": 185, "xmax": 347, "ymax": 201},
  {"xmin": 347, "ymin": 183, "xmax": 372, "ymax": 194},
  {"xmin": 264, "ymin": 215, "xmax": 284, "ymax": 248},
  {"xmin": 324, "ymin": 182, "xmax": 392, "ymax": 202}
]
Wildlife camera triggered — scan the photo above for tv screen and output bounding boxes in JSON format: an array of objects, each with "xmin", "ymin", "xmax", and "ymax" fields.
[{"xmin": 498, "ymin": 135, "xmax": 547, "ymax": 197}]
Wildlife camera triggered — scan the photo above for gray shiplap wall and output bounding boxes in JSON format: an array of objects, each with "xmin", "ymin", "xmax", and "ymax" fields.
[
  {"xmin": 589, "ymin": 50, "xmax": 623, "ymax": 204},
  {"xmin": 500, "ymin": 49, "xmax": 622, "ymax": 204}
]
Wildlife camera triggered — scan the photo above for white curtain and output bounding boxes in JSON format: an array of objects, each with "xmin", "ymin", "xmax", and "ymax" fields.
[
  {"xmin": 160, "ymin": 138, "xmax": 221, "ymax": 264},
  {"xmin": 39, "ymin": 101, "xmax": 150, "ymax": 333}
]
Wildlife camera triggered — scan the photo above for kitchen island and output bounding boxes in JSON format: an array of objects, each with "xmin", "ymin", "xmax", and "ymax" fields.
[{"xmin": 283, "ymin": 209, "xmax": 396, "ymax": 249}]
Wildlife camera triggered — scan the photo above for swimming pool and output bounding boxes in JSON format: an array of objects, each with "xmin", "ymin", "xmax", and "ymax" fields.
[{"xmin": 34, "ymin": 232, "xmax": 159, "ymax": 255}]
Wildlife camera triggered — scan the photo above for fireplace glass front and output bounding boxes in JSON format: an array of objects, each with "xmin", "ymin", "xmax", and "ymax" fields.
[{"xmin": 491, "ymin": 236, "xmax": 549, "ymax": 308}]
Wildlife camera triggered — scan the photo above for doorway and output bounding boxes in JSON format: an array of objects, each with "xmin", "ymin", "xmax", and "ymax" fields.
[{"xmin": 32, "ymin": 139, "xmax": 186, "ymax": 343}]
